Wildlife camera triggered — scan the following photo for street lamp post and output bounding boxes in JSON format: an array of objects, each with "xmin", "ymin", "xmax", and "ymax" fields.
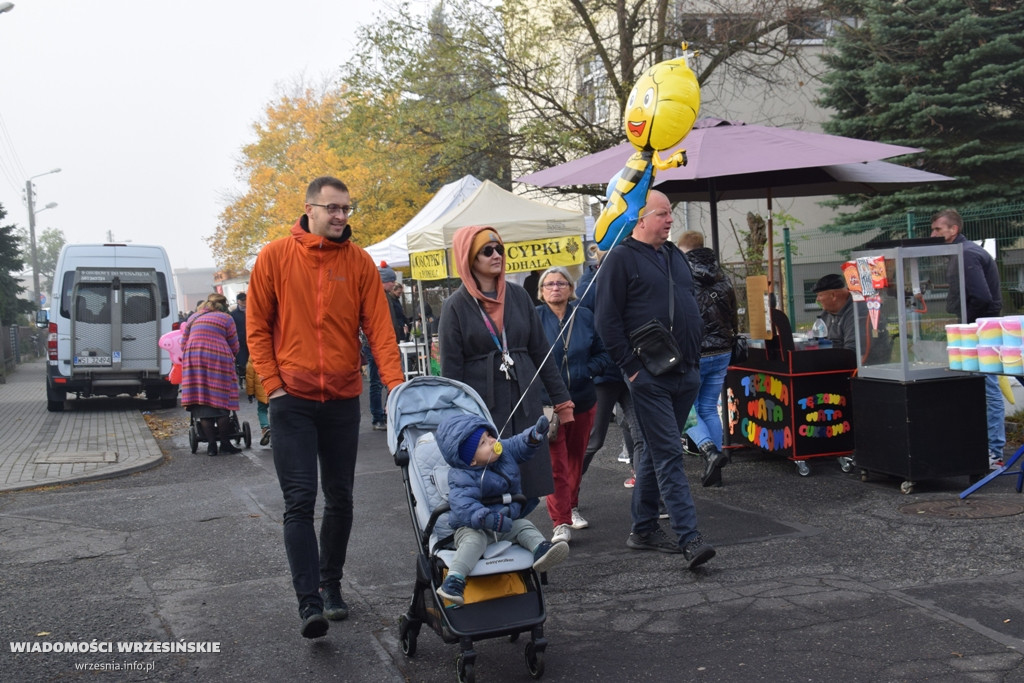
[{"xmin": 26, "ymin": 168, "xmax": 61, "ymax": 310}]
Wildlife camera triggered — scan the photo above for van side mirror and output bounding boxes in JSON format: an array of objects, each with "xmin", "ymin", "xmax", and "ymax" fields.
[{"xmin": 35, "ymin": 309, "xmax": 49, "ymax": 328}]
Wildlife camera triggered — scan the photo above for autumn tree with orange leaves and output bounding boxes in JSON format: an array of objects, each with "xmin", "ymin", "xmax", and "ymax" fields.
[{"xmin": 210, "ymin": 84, "xmax": 434, "ymax": 273}]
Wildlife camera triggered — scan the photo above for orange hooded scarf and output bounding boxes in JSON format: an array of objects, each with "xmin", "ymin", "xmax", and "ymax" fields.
[{"xmin": 452, "ymin": 225, "xmax": 507, "ymax": 333}]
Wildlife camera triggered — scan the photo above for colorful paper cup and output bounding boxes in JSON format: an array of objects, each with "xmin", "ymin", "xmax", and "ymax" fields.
[
  {"xmin": 947, "ymin": 347, "xmax": 963, "ymax": 370},
  {"xmin": 960, "ymin": 347, "xmax": 979, "ymax": 371}
]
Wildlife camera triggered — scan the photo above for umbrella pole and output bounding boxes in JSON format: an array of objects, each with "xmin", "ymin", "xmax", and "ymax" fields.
[
  {"xmin": 417, "ymin": 284, "xmax": 429, "ymax": 375},
  {"xmin": 709, "ymin": 178, "xmax": 720, "ymax": 256},
  {"xmin": 766, "ymin": 189, "xmax": 776, "ymax": 309}
]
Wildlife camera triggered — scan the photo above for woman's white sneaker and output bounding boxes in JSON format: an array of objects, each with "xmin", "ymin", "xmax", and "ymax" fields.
[
  {"xmin": 570, "ymin": 508, "xmax": 589, "ymax": 529},
  {"xmin": 552, "ymin": 523, "xmax": 572, "ymax": 544}
]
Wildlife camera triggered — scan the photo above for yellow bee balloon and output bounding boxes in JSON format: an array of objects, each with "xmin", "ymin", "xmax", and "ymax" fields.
[{"xmin": 594, "ymin": 46, "xmax": 701, "ymax": 250}]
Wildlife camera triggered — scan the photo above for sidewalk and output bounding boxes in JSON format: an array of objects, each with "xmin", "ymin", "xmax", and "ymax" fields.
[{"xmin": 0, "ymin": 359, "xmax": 165, "ymax": 492}]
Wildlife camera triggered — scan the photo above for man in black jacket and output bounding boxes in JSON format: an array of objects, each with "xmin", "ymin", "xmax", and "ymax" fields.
[
  {"xmin": 931, "ymin": 208, "xmax": 1004, "ymax": 468},
  {"xmin": 230, "ymin": 292, "xmax": 248, "ymax": 388},
  {"xmin": 595, "ymin": 190, "xmax": 716, "ymax": 569}
]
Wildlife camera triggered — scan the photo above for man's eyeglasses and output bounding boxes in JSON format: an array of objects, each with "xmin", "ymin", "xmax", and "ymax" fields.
[
  {"xmin": 309, "ymin": 203, "xmax": 355, "ymax": 216},
  {"xmin": 542, "ymin": 281, "xmax": 570, "ymax": 289},
  {"xmin": 479, "ymin": 244, "xmax": 505, "ymax": 257},
  {"xmin": 639, "ymin": 208, "xmax": 671, "ymax": 220}
]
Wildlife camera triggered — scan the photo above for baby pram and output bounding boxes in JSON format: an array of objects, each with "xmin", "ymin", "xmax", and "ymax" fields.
[
  {"xmin": 187, "ymin": 412, "xmax": 251, "ymax": 453},
  {"xmin": 387, "ymin": 376, "xmax": 550, "ymax": 682}
]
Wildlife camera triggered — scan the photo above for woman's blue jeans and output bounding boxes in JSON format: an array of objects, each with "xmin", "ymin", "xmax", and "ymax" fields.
[
  {"xmin": 270, "ymin": 394, "xmax": 361, "ymax": 611},
  {"xmin": 685, "ymin": 351, "xmax": 732, "ymax": 450}
]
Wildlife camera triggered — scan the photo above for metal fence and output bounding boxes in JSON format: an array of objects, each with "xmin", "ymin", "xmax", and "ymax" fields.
[{"xmin": 720, "ymin": 202, "xmax": 1024, "ymax": 332}]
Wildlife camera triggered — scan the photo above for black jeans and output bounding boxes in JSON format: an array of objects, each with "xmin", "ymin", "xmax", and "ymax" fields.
[
  {"xmin": 270, "ymin": 394, "xmax": 361, "ymax": 611},
  {"xmin": 583, "ymin": 380, "xmax": 635, "ymax": 474}
]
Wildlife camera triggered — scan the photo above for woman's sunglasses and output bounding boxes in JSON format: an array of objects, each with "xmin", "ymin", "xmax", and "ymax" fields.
[{"xmin": 479, "ymin": 244, "xmax": 505, "ymax": 257}]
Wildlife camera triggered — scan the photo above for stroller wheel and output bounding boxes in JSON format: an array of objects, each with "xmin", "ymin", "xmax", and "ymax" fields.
[
  {"xmin": 188, "ymin": 425, "xmax": 199, "ymax": 454},
  {"xmin": 508, "ymin": 632, "xmax": 520, "ymax": 643},
  {"xmin": 525, "ymin": 641, "xmax": 545, "ymax": 679},
  {"xmin": 456, "ymin": 653, "xmax": 475, "ymax": 683},
  {"xmin": 398, "ymin": 614, "xmax": 418, "ymax": 657}
]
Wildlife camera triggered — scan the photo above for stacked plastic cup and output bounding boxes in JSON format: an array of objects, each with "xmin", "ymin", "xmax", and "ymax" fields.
[
  {"xmin": 1000, "ymin": 346, "xmax": 1023, "ymax": 375},
  {"xmin": 1001, "ymin": 317, "xmax": 1023, "ymax": 347},
  {"xmin": 976, "ymin": 318, "xmax": 1004, "ymax": 347},
  {"xmin": 960, "ymin": 347, "xmax": 980, "ymax": 371},
  {"xmin": 978, "ymin": 345, "xmax": 1002, "ymax": 373}
]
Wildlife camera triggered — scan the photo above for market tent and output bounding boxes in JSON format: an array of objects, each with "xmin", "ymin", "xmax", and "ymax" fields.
[
  {"xmin": 365, "ymin": 175, "xmax": 482, "ymax": 268},
  {"xmin": 405, "ymin": 180, "xmax": 584, "ymax": 253}
]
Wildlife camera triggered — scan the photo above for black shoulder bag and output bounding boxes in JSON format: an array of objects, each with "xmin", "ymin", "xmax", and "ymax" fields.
[{"xmin": 628, "ymin": 246, "xmax": 682, "ymax": 376}]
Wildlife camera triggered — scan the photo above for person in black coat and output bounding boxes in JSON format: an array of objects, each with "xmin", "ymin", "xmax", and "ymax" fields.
[
  {"xmin": 439, "ymin": 226, "xmax": 573, "ymax": 500},
  {"xmin": 680, "ymin": 230, "xmax": 737, "ymax": 487},
  {"xmin": 595, "ymin": 190, "xmax": 715, "ymax": 569}
]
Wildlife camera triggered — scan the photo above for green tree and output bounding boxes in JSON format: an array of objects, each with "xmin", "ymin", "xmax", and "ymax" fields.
[
  {"xmin": 16, "ymin": 226, "xmax": 65, "ymax": 296},
  {"xmin": 0, "ymin": 203, "xmax": 33, "ymax": 325},
  {"xmin": 342, "ymin": 2, "xmax": 511, "ymax": 189},
  {"xmin": 344, "ymin": 0, "xmax": 826, "ymax": 196},
  {"xmin": 36, "ymin": 227, "xmax": 66, "ymax": 295},
  {"xmin": 818, "ymin": 0, "xmax": 1024, "ymax": 227}
]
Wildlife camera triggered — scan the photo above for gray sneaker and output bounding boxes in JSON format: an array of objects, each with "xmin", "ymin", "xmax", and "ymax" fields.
[{"xmin": 626, "ymin": 526, "xmax": 682, "ymax": 553}]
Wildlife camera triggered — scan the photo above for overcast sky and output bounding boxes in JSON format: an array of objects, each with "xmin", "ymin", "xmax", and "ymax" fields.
[{"xmin": 0, "ymin": 0, "xmax": 418, "ymax": 272}]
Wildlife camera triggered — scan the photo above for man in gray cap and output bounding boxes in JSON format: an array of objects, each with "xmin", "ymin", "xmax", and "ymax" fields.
[{"xmin": 379, "ymin": 263, "xmax": 408, "ymax": 343}]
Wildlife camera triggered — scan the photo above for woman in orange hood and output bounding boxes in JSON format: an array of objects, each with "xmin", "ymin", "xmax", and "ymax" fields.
[{"xmin": 439, "ymin": 225, "xmax": 574, "ymax": 499}]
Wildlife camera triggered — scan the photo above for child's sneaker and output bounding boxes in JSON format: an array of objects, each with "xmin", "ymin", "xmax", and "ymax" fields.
[
  {"xmin": 623, "ymin": 474, "xmax": 635, "ymax": 488},
  {"xmin": 437, "ymin": 573, "xmax": 466, "ymax": 606},
  {"xmin": 260, "ymin": 427, "xmax": 271, "ymax": 446},
  {"xmin": 989, "ymin": 452, "xmax": 1005, "ymax": 470},
  {"xmin": 532, "ymin": 540, "xmax": 569, "ymax": 573}
]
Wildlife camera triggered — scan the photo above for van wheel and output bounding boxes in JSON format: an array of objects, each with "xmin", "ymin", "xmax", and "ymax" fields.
[{"xmin": 47, "ymin": 399, "xmax": 64, "ymax": 412}]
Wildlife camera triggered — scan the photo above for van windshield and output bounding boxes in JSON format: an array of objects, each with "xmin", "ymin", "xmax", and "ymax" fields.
[{"xmin": 60, "ymin": 271, "xmax": 170, "ymax": 319}]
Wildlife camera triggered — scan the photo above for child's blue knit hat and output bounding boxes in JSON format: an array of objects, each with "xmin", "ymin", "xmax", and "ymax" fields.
[{"xmin": 459, "ymin": 427, "xmax": 488, "ymax": 466}]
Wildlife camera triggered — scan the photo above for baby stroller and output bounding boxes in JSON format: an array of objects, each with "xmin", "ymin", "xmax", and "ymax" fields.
[
  {"xmin": 187, "ymin": 412, "xmax": 251, "ymax": 453},
  {"xmin": 387, "ymin": 376, "xmax": 550, "ymax": 682}
]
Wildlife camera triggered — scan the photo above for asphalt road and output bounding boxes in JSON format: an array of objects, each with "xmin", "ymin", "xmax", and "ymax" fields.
[{"xmin": 2, "ymin": 390, "xmax": 1024, "ymax": 682}]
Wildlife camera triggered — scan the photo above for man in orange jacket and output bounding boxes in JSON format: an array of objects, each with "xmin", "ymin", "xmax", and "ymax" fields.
[{"xmin": 248, "ymin": 176, "xmax": 404, "ymax": 639}]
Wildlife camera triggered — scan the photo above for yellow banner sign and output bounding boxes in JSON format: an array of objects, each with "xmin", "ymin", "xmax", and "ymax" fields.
[
  {"xmin": 504, "ymin": 235, "xmax": 585, "ymax": 274},
  {"xmin": 410, "ymin": 235, "xmax": 585, "ymax": 280},
  {"xmin": 410, "ymin": 250, "xmax": 449, "ymax": 280}
]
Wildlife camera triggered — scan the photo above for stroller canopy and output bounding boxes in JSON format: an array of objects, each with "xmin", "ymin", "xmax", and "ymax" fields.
[{"xmin": 386, "ymin": 376, "xmax": 494, "ymax": 455}]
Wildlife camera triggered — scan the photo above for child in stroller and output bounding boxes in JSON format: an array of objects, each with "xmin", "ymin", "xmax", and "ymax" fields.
[
  {"xmin": 435, "ymin": 412, "xmax": 569, "ymax": 605},
  {"xmin": 388, "ymin": 376, "xmax": 568, "ymax": 681}
]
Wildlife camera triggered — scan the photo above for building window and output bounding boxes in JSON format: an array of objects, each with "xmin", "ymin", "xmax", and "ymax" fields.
[
  {"xmin": 579, "ymin": 57, "xmax": 613, "ymax": 125},
  {"xmin": 788, "ymin": 16, "xmax": 857, "ymax": 45}
]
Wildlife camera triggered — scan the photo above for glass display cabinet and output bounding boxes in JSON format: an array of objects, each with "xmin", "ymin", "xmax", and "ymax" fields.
[
  {"xmin": 846, "ymin": 240, "xmax": 987, "ymax": 493},
  {"xmin": 849, "ymin": 241, "xmax": 967, "ymax": 380}
]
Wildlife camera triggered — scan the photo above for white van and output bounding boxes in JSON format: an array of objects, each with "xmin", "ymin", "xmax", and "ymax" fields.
[{"xmin": 43, "ymin": 244, "xmax": 180, "ymax": 412}]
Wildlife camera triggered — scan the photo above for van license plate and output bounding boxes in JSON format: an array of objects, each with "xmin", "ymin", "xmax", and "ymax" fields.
[{"xmin": 74, "ymin": 356, "xmax": 112, "ymax": 366}]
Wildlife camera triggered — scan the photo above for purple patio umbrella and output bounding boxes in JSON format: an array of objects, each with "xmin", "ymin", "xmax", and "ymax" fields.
[{"xmin": 517, "ymin": 118, "xmax": 950, "ymax": 292}]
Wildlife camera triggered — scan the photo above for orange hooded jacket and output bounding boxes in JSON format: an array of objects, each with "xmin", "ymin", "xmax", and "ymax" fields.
[{"xmin": 247, "ymin": 216, "xmax": 404, "ymax": 401}]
